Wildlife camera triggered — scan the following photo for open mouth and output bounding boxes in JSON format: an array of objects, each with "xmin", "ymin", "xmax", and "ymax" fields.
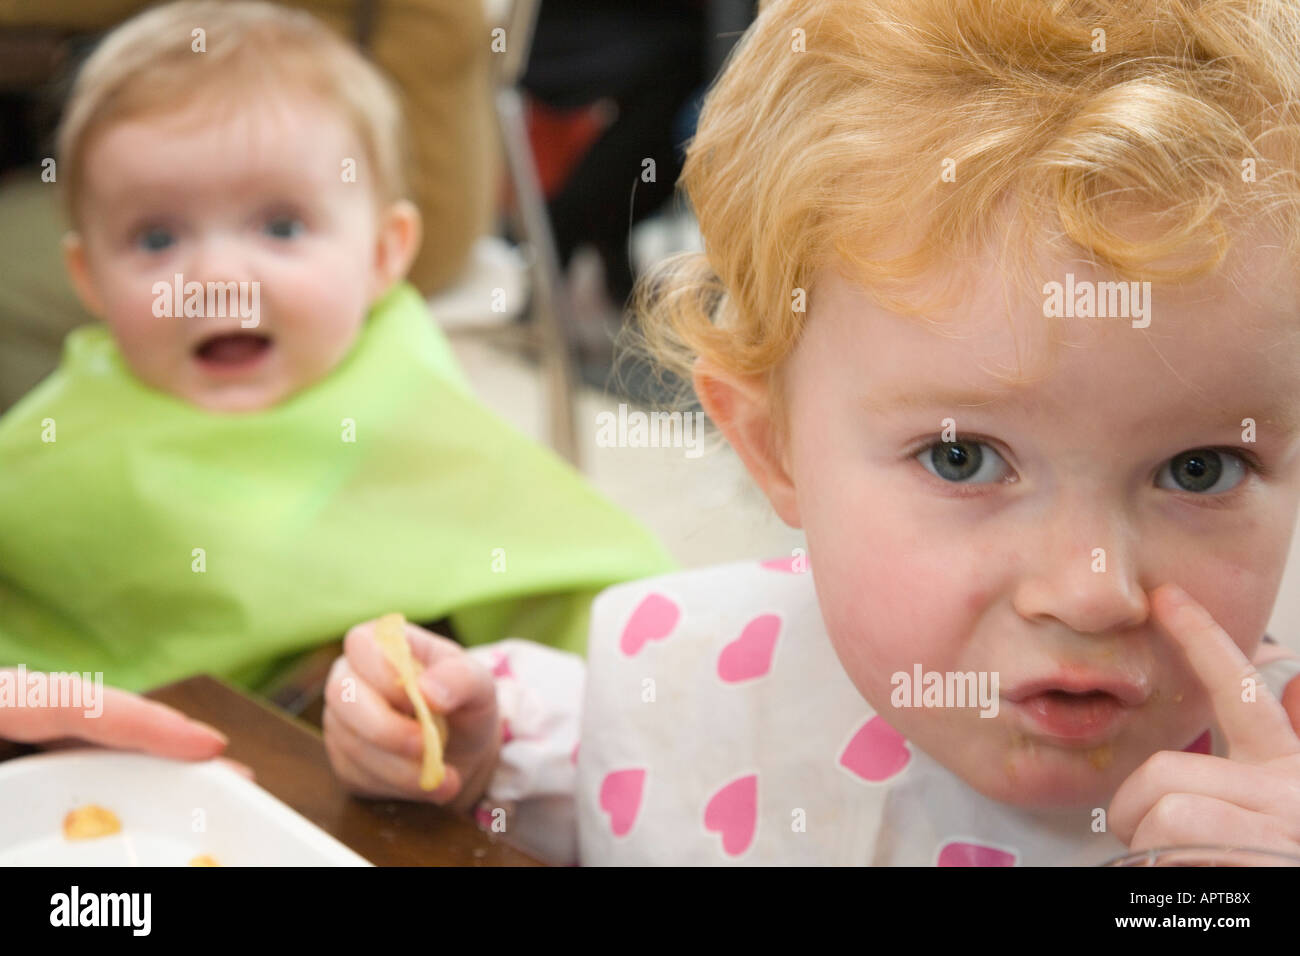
[
  {"xmin": 1040, "ymin": 689, "xmax": 1116, "ymax": 703},
  {"xmin": 1006, "ymin": 674, "xmax": 1147, "ymax": 708},
  {"xmin": 193, "ymin": 332, "xmax": 273, "ymax": 369},
  {"xmin": 1003, "ymin": 673, "xmax": 1148, "ymax": 745},
  {"xmin": 1013, "ymin": 689, "xmax": 1130, "ymax": 742}
]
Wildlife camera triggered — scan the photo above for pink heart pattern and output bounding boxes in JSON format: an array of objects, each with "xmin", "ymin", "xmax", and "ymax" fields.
[
  {"xmin": 619, "ymin": 593, "xmax": 680, "ymax": 657},
  {"xmin": 599, "ymin": 769, "xmax": 646, "ymax": 837},
  {"xmin": 838, "ymin": 716, "xmax": 912, "ymax": 782},
  {"xmin": 704, "ymin": 774, "xmax": 758, "ymax": 857},
  {"xmin": 937, "ymin": 841, "xmax": 1017, "ymax": 867},
  {"xmin": 717, "ymin": 614, "xmax": 781, "ymax": 683},
  {"xmin": 490, "ymin": 651, "xmax": 513, "ymax": 679},
  {"xmin": 759, "ymin": 554, "xmax": 809, "ymax": 574}
]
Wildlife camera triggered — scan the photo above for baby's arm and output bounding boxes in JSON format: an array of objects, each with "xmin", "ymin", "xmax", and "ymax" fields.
[{"xmin": 464, "ymin": 639, "xmax": 585, "ymax": 866}]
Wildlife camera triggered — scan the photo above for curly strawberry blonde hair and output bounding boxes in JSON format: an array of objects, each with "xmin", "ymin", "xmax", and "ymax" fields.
[{"xmin": 635, "ymin": 0, "xmax": 1300, "ymax": 425}]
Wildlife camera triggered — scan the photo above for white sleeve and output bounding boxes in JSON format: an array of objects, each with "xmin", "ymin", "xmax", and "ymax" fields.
[{"xmin": 465, "ymin": 638, "xmax": 585, "ymax": 866}]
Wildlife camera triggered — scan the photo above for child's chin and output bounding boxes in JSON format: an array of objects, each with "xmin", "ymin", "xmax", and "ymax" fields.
[{"xmin": 184, "ymin": 384, "xmax": 285, "ymax": 414}]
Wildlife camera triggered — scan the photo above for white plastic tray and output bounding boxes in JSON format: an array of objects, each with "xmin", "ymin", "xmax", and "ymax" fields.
[{"xmin": 0, "ymin": 750, "xmax": 372, "ymax": 866}]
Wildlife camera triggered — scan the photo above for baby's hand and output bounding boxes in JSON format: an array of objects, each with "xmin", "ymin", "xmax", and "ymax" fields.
[
  {"xmin": 1109, "ymin": 586, "xmax": 1300, "ymax": 856},
  {"xmin": 0, "ymin": 669, "xmax": 229, "ymax": 760},
  {"xmin": 323, "ymin": 619, "xmax": 501, "ymax": 814}
]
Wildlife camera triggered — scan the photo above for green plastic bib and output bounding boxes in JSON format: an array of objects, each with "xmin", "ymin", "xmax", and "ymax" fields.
[{"xmin": 0, "ymin": 281, "xmax": 674, "ymax": 692}]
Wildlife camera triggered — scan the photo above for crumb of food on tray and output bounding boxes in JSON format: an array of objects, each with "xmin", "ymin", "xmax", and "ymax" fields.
[{"xmin": 62, "ymin": 804, "xmax": 122, "ymax": 840}]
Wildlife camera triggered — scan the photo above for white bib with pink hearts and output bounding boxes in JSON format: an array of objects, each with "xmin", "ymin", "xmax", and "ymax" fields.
[{"xmin": 572, "ymin": 559, "xmax": 1300, "ymax": 866}]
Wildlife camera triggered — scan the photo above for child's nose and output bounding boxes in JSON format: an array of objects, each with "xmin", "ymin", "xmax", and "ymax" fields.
[
  {"xmin": 186, "ymin": 233, "xmax": 253, "ymax": 287},
  {"xmin": 1009, "ymin": 501, "xmax": 1149, "ymax": 635}
]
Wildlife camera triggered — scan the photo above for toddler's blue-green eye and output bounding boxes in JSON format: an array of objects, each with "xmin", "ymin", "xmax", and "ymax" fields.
[
  {"xmin": 138, "ymin": 228, "xmax": 174, "ymax": 252},
  {"xmin": 1156, "ymin": 449, "xmax": 1245, "ymax": 494},
  {"xmin": 264, "ymin": 217, "xmax": 304, "ymax": 239},
  {"xmin": 918, "ymin": 440, "xmax": 1010, "ymax": 484}
]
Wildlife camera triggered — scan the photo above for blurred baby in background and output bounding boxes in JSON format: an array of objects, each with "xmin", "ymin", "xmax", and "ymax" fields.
[{"xmin": 0, "ymin": 0, "xmax": 672, "ymax": 758}]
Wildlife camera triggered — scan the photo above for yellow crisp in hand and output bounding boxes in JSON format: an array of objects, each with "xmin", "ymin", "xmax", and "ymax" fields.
[
  {"xmin": 374, "ymin": 612, "xmax": 447, "ymax": 790},
  {"xmin": 189, "ymin": 854, "xmax": 221, "ymax": 867},
  {"xmin": 62, "ymin": 804, "xmax": 122, "ymax": 841}
]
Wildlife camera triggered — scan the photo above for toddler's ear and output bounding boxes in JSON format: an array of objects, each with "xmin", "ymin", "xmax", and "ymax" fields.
[
  {"xmin": 693, "ymin": 359, "xmax": 801, "ymax": 528},
  {"xmin": 61, "ymin": 232, "xmax": 104, "ymax": 318},
  {"xmin": 371, "ymin": 199, "xmax": 422, "ymax": 296}
]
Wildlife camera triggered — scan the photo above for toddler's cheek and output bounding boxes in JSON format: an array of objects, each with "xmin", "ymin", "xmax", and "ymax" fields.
[
  {"xmin": 966, "ymin": 586, "xmax": 992, "ymax": 617},
  {"xmin": 817, "ymin": 558, "xmax": 978, "ymax": 698}
]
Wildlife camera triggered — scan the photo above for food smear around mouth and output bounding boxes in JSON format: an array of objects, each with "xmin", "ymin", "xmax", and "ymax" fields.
[
  {"xmin": 1087, "ymin": 743, "xmax": 1113, "ymax": 770},
  {"xmin": 1004, "ymin": 730, "xmax": 1038, "ymax": 781},
  {"xmin": 1016, "ymin": 689, "xmax": 1126, "ymax": 740},
  {"xmin": 373, "ymin": 612, "xmax": 448, "ymax": 790},
  {"xmin": 1005, "ymin": 725, "xmax": 1115, "ymax": 777},
  {"xmin": 62, "ymin": 804, "xmax": 122, "ymax": 840}
]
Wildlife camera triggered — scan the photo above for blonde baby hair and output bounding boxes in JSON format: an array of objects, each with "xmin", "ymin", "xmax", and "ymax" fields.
[{"xmin": 56, "ymin": 0, "xmax": 412, "ymax": 227}]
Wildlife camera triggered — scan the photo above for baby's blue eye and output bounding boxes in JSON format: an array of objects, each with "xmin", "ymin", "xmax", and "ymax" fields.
[
  {"xmin": 137, "ymin": 227, "xmax": 174, "ymax": 252},
  {"xmin": 264, "ymin": 217, "xmax": 304, "ymax": 239},
  {"xmin": 1155, "ymin": 449, "xmax": 1246, "ymax": 494},
  {"xmin": 917, "ymin": 441, "xmax": 1011, "ymax": 484}
]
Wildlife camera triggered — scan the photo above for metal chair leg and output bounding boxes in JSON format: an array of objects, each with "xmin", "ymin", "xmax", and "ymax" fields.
[{"xmin": 494, "ymin": 84, "xmax": 580, "ymax": 467}]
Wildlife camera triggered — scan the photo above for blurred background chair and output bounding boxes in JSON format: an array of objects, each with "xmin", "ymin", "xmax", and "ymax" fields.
[
  {"xmin": 430, "ymin": 0, "xmax": 731, "ymax": 465},
  {"xmin": 497, "ymin": 0, "xmax": 756, "ymax": 413},
  {"xmin": 429, "ymin": 0, "xmax": 581, "ymax": 465}
]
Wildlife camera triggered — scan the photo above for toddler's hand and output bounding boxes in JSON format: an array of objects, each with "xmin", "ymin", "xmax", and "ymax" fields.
[
  {"xmin": 323, "ymin": 618, "xmax": 501, "ymax": 814},
  {"xmin": 1109, "ymin": 586, "xmax": 1300, "ymax": 856},
  {"xmin": 0, "ymin": 669, "xmax": 229, "ymax": 761}
]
